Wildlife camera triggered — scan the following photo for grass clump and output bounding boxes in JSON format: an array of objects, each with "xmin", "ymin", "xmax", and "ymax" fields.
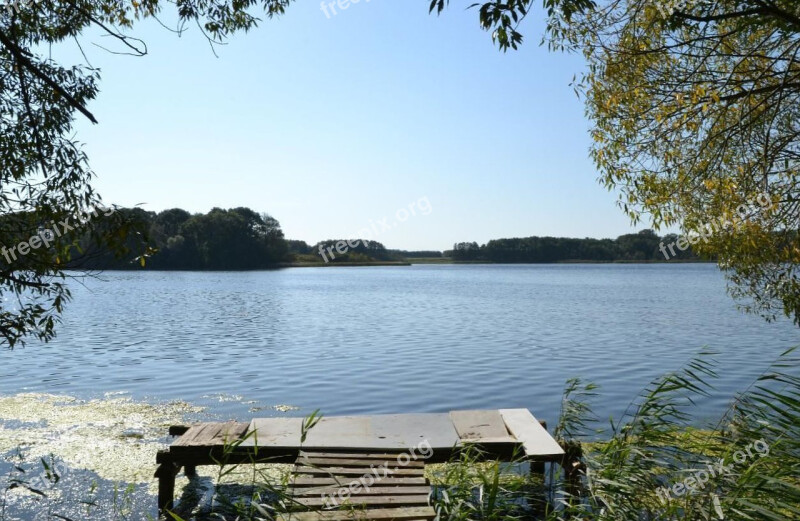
[{"xmin": 553, "ymin": 347, "xmax": 800, "ymax": 520}]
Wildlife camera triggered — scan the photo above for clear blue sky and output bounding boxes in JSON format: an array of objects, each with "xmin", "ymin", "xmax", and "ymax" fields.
[{"xmin": 60, "ymin": 1, "xmax": 644, "ymax": 251}]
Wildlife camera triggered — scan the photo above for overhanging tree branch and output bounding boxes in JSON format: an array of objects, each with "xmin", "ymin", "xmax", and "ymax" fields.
[
  {"xmin": 0, "ymin": 29, "xmax": 98, "ymax": 124},
  {"xmin": 674, "ymin": 4, "xmax": 800, "ymax": 32}
]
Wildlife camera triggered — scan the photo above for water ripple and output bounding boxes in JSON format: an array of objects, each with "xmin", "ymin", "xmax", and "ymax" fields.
[{"xmin": 0, "ymin": 264, "xmax": 797, "ymax": 424}]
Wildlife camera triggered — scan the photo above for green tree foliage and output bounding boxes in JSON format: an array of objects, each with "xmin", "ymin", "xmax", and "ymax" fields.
[
  {"xmin": 390, "ymin": 250, "xmax": 443, "ymax": 259},
  {"xmin": 429, "ymin": 0, "xmax": 596, "ymax": 50},
  {"xmin": 538, "ymin": 1, "xmax": 800, "ymax": 322},
  {"xmin": 449, "ymin": 242, "xmax": 482, "ymax": 261},
  {"xmin": 72, "ymin": 207, "xmax": 287, "ymax": 270},
  {"xmin": 311, "ymin": 239, "xmax": 395, "ymax": 263},
  {"xmin": 286, "ymin": 240, "xmax": 312, "ymax": 255}
]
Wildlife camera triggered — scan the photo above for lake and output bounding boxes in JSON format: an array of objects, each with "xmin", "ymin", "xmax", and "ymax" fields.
[{"xmin": 2, "ymin": 263, "xmax": 797, "ymax": 423}]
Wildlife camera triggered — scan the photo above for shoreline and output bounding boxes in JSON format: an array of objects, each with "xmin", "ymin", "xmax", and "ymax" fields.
[
  {"xmin": 280, "ymin": 261, "xmax": 412, "ymax": 268},
  {"xmin": 69, "ymin": 259, "xmax": 717, "ymax": 271}
]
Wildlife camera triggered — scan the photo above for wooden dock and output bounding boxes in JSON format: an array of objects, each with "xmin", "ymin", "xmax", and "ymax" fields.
[{"xmin": 156, "ymin": 409, "xmax": 565, "ymax": 519}]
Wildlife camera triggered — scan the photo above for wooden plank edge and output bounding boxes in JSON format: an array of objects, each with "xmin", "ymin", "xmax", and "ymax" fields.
[
  {"xmin": 289, "ymin": 486, "xmax": 431, "ymax": 497},
  {"xmin": 498, "ymin": 409, "xmax": 564, "ymax": 457},
  {"xmin": 293, "ymin": 495, "xmax": 431, "ymax": 507},
  {"xmin": 298, "ymin": 458, "xmax": 425, "ymax": 468},
  {"xmin": 276, "ymin": 506, "xmax": 435, "ymax": 521}
]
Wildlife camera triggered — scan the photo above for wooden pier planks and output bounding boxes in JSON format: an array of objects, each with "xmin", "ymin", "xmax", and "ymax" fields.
[
  {"xmin": 244, "ymin": 410, "xmax": 564, "ymax": 459},
  {"xmin": 245, "ymin": 413, "xmax": 460, "ymax": 450},
  {"xmin": 282, "ymin": 450, "xmax": 435, "ymax": 521},
  {"xmin": 276, "ymin": 507, "xmax": 436, "ymax": 521},
  {"xmin": 290, "ymin": 486, "xmax": 432, "ymax": 497},
  {"xmin": 171, "ymin": 421, "xmax": 249, "ymax": 448},
  {"xmin": 449, "ymin": 410, "xmax": 517, "ymax": 444},
  {"xmin": 499, "ymin": 409, "xmax": 564, "ymax": 458},
  {"xmin": 292, "ymin": 477, "xmax": 428, "ymax": 487},
  {"xmin": 298, "ymin": 457, "xmax": 425, "ymax": 469}
]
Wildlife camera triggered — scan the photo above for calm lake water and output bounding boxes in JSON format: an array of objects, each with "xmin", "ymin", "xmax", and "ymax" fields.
[{"xmin": 2, "ymin": 264, "xmax": 797, "ymax": 424}]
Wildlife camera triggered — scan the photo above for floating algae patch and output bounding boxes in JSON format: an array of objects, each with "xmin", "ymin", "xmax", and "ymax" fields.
[
  {"xmin": 0, "ymin": 392, "xmax": 204, "ymax": 484},
  {"xmin": 272, "ymin": 404, "xmax": 299, "ymax": 412},
  {"xmin": 202, "ymin": 393, "xmax": 244, "ymax": 403},
  {"xmin": 0, "ymin": 393, "xmax": 305, "ymax": 519},
  {"xmin": 201, "ymin": 393, "xmax": 300, "ymax": 414},
  {"xmin": 0, "ymin": 456, "xmax": 157, "ymax": 521},
  {"xmin": 248, "ymin": 403, "xmax": 300, "ymax": 413}
]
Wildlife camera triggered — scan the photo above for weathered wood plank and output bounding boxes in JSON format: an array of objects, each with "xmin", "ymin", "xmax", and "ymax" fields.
[
  {"xmin": 299, "ymin": 452, "xmax": 408, "ymax": 460},
  {"xmin": 210, "ymin": 421, "xmax": 248, "ymax": 443},
  {"xmin": 222, "ymin": 422, "xmax": 250, "ymax": 442},
  {"xmin": 289, "ymin": 486, "xmax": 432, "ymax": 497},
  {"xmin": 294, "ymin": 467, "xmax": 424, "ymax": 477},
  {"xmin": 171, "ymin": 424, "xmax": 210, "ymax": 446},
  {"xmin": 203, "ymin": 423, "xmax": 228, "ymax": 443},
  {"xmin": 172, "ymin": 421, "xmax": 248, "ymax": 447},
  {"xmin": 499, "ymin": 409, "xmax": 564, "ymax": 458},
  {"xmin": 368, "ymin": 414, "xmax": 458, "ymax": 450},
  {"xmin": 246, "ymin": 417, "xmax": 369, "ymax": 448},
  {"xmin": 449, "ymin": 410, "xmax": 516, "ymax": 444},
  {"xmin": 245, "ymin": 413, "xmax": 458, "ymax": 450},
  {"xmin": 293, "ymin": 496, "xmax": 431, "ymax": 508},
  {"xmin": 276, "ymin": 506, "xmax": 436, "ymax": 521},
  {"xmin": 298, "ymin": 457, "xmax": 424, "ymax": 469},
  {"xmin": 291, "ymin": 477, "xmax": 427, "ymax": 486}
]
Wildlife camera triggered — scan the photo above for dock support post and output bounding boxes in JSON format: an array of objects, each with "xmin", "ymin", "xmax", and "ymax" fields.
[
  {"xmin": 527, "ymin": 457, "xmax": 547, "ymax": 517},
  {"xmin": 526, "ymin": 419, "xmax": 549, "ymax": 515},
  {"xmin": 560, "ymin": 440, "xmax": 584, "ymax": 504},
  {"xmin": 155, "ymin": 454, "xmax": 180, "ymax": 516}
]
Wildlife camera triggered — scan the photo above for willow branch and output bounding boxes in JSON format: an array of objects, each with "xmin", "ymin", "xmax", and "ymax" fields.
[{"xmin": 0, "ymin": 29, "xmax": 98, "ymax": 124}]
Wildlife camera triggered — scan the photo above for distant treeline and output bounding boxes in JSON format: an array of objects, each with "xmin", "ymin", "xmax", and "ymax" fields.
[
  {"xmin": 59, "ymin": 208, "xmax": 700, "ymax": 269},
  {"xmin": 75, "ymin": 207, "xmax": 288, "ymax": 270},
  {"xmin": 444, "ymin": 230, "xmax": 702, "ymax": 262},
  {"xmin": 286, "ymin": 240, "xmax": 441, "ymax": 263},
  {"xmin": 73, "ymin": 207, "xmax": 437, "ymax": 270},
  {"xmin": 289, "ymin": 239, "xmax": 395, "ymax": 263}
]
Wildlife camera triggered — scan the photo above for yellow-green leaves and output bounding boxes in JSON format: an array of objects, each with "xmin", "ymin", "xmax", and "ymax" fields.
[{"xmin": 547, "ymin": 0, "xmax": 800, "ymax": 323}]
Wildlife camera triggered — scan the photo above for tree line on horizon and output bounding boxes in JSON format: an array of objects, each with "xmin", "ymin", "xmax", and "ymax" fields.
[
  {"xmin": 69, "ymin": 207, "xmax": 287, "ymax": 270},
  {"xmin": 446, "ymin": 229, "xmax": 702, "ymax": 263},
  {"xmin": 68, "ymin": 207, "xmax": 411, "ymax": 269},
  {"xmin": 57, "ymin": 208, "xmax": 705, "ymax": 269}
]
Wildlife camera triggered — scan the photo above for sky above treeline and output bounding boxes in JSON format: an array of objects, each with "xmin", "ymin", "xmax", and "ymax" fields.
[{"xmin": 60, "ymin": 1, "xmax": 647, "ymax": 251}]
